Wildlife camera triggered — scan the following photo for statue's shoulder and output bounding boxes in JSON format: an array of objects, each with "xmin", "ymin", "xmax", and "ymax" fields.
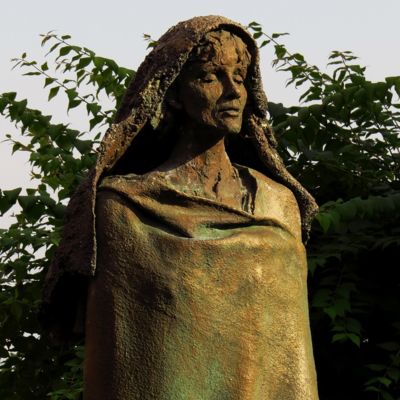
[
  {"xmin": 95, "ymin": 172, "xmax": 163, "ymax": 223},
  {"xmin": 98, "ymin": 171, "xmax": 162, "ymax": 191},
  {"xmin": 237, "ymin": 165, "xmax": 302, "ymax": 239},
  {"xmin": 96, "ymin": 173, "xmax": 149, "ymax": 204},
  {"xmin": 236, "ymin": 164, "xmax": 298, "ymax": 203}
]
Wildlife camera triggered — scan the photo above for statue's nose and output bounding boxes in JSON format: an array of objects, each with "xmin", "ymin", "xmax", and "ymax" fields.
[{"xmin": 223, "ymin": 76, "xmax": 242, "ymax": 99}]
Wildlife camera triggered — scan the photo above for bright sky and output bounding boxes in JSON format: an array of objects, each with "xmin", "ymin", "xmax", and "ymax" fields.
[{"xmin": 1, "ymin": 0, "xmax": 399, "ymax": 221}]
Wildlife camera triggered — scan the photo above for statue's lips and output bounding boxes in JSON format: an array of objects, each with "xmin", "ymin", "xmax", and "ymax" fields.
[{"xmin": 218, "ymin": 107, "xmax": 241, "ymax": 117}]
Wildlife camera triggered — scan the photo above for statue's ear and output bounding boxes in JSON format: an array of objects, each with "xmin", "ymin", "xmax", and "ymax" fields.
[{"xmin": 166, "ymin": 83, "xmax": 183, "ymax": 110}]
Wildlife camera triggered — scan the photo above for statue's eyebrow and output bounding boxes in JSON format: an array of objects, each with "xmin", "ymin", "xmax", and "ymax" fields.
[
  {"xmin": 185, "ymin": 60, "xmax": 214, "ymax": 71},
  {"xmin": 190, "ymin": 62, "xmax": 218, "ymax": 74},
  {"xmin": 183, "ymin": 61, "xmax": 247, "ymax": 78},
  {"xmin": 234, "ymin": 65, "xmax": 246, "ymax": 73}
]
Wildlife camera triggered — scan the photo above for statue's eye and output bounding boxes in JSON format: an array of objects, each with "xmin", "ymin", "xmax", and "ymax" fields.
[
  {"xmin": 234, "ymin": 76, "xmax": 244, "ymax": 84},
  {"xmin": 233, "ymin": 73, "xmax": 245, "ymax": 84},
  {"xmin": 200, "ymin": 73, "xmax": 217, "ymax": 83}
]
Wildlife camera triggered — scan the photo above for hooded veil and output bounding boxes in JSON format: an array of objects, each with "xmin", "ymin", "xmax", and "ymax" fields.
[{"xmin": 42, "ymin": 15, "xmax": 319, "ymax": 399}]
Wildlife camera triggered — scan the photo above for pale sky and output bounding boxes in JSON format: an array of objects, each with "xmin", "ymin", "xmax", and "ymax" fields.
[{"xmin": 1, "ymin": 0, "xmax": 399, "ymax": 224}]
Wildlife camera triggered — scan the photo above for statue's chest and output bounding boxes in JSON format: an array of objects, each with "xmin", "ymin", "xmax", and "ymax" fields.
[{"xmin": 92, "ymin": 185, "xmax": 315, "ymax": 400}]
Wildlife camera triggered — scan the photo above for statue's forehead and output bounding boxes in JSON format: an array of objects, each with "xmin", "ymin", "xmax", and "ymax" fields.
[
  {"xmin": 185, "ymin": 59, "xmax": 248, "ymax": 73},
  {"xmin": 188, "ymin": 32, "xmax": 250, "ymax": 69}
]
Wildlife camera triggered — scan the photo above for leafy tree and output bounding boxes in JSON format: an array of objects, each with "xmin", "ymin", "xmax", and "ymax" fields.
[
  {"xmin": 248, "ymin": 23, "xmax": 400, "ymax": 399},
  {"xmin": 0, "ymin": 32, "xmax": 133, "ymax": 399},
  {"xmin": 0, "ymin": 25, "xmax": 399, "ymax": 399}
]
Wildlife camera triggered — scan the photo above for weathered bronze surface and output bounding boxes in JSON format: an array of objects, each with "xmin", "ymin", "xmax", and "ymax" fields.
[{"xmin": 43, "ymin": 15, "xmax": 319, "ymax": 399}]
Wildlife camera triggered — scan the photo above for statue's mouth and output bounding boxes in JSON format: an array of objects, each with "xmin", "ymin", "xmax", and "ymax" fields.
[{"xmin": 218, "ymin": 106, "xmax": 241, "ymax": 116}]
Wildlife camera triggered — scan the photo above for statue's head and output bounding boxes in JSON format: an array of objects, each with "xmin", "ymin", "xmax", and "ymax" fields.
[
  {"xmin": 167, "ymin": 30, "xmax": 251, "ymax": 136},
  {"xmin": 109, "ymin": 20, "xmax": 261, "ymax": 176}
]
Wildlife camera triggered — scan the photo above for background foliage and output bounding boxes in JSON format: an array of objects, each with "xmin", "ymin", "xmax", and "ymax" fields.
[{"xmin": 0, "ymin": 24, "xmax": 399, "ymax": 399}]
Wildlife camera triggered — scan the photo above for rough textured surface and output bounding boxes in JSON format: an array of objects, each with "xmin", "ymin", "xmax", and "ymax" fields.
[
  {"xmin": 85, "ymin": 168, "xmax": 318, "ymax": 399},
  {"xmin": 41, "ymin": 16, "xmax": 320, "ymax": 397}
]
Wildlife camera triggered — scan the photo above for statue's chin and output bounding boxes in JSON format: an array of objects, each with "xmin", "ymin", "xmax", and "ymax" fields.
[
  {"xmin": 205, "ymin": 116, "xmax": 243, "ymax": 136},
  {"xmin": 220, "ymin": 114, "xmax": 243, "ymax": 134},
  {"xmin": 186, "ymin": 118, "xmax": 243, "ymax": 139},
  {"xmin": 218, "ymin": 122, "xmax": 243, "ymax": 135}
]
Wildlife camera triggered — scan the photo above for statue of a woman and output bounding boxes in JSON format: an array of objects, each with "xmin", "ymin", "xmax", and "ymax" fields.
[{"xmin": 42, "ymin": 16, "xmax": 319, "ymax": 399}]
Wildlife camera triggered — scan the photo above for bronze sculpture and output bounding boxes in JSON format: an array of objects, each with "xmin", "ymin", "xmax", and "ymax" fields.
[{"xmin": 42, "ymin": 16, "xmax": 319, "ymax": 399}]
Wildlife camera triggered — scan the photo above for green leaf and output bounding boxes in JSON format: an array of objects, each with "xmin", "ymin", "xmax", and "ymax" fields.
[
  {"xmin": 47, "ymin": 41, "xmax": 61, "ymax": 54},
  {"xmin": 381, "ymin": 391, "xmax": 395, "ymax": 400},
  {"xmin": 60, "ymin": 46, "xmax": 73, "ymax": 56},
  {"xmin": 74, "ymin": 139, "xmax": 93, "ymax": 154},
  {"xmin": 272, "ymin": 32, "xmax": 289, "ymax": 38},
  {"xmin": 316, "ymin": 212, "xmax": 331, "ymax": 233},
  {"xmin": 4, "ymin": 187, "xmax": 22, "ymax": 203},
  {"xmin": 366, "ymin": 364, "xmax": 387, "ymax": 372},
  {"xmin": 324, "ymin": 307, "xmax": 337, "ymax": 321},
  {"xmin": 377, "ymin": 377, "xmax": 392, "ymax": 387},
  {"xmin": 3, "ymin": 91, "xmax": 17, "ymax": 101},
  {"xmin": 0, "ymin": 188, "xmax": 22, "ymax": 214},
  {"xmin": 18, "ymin": 195, "xmax": 36, "ymax": 211},
  {"xmin": 332, "ymin": 333, "xmax": 347, "ymax": 343},
  {"xmin": 312, "ymin": 289, "xmax": 331, "ymax": 307},
  {"xmin": 44, "ymin": 77, "xmax": 56, "ymax": 87},
  {"xmin": 378, "ymin": 342, "xmax": 400, "ymax": 352},
  {"xmin": 48, "ymin": 86, "xmax": 60, "ymax": 101},
  {"xmin": 66, "ymin": 89, "xmax": 78, "ymax": 101},
  {"xmin": 387, "ymin": 368, "xmax": 400, "ymax": 382},
  {"xmin": 23, "ymin": 71, "xmax": 41, "ymax": 76},
  {"xmin": 292, "ymin": 53, "xmax": 305, "ymax": 62},
  {"xmin": 89, "ymin": 115, "xmax": 104, "ymax": 130},
  {"xmin": 274, "ymin": 44, "xmax": 286, "ymax": 59},
  {"xmin": 68, "ymin": 99, "xmax": 81, "ymax": 110},
  {"xmin": 93, "ymin": 56, "xmax": 106, "ymax": 68},
  {"xmin": 259, "ymin": 40, "xmax": 270, "ymax": 48},
  {"xmin": 0, "ymin": 97, "xmax": 8, "ymax": 113},
  {"xmin": 347, "ymin": 333, "xmax": 360, "ymax": 347},
  {"xmin": 86, "ymin": 102, "xmax": 101, "ymax": 116},
  {"xmin": 77, "ymin": 57, "xmax": 92, "ymax": 69},
  {"xmin": 365, "ymin": 385, "xmax": 381, "ymax": 392}
]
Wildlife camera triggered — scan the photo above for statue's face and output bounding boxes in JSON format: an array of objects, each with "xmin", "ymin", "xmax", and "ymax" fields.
[{"xmin": 176, "ymin": 34, "xmax": 249, "ymax": 135}]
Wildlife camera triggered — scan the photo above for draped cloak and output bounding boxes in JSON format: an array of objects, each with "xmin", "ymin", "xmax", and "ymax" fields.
[
  {"xmin": 85, "ymin": 168, "xmax": 319, "ymax": 399},
  {"xmin": 41, "ymin": 15, "xmax": 320, "ymax": 400}
]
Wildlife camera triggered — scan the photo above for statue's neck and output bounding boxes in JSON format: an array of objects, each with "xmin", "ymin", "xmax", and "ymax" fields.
[
  {"xmin": 159, "ymin": 123, "xmax": 236, "ymax": 180},
  {"xmin": 155, "ymin": 123, "xmax": 244, "ymax": 207}
]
